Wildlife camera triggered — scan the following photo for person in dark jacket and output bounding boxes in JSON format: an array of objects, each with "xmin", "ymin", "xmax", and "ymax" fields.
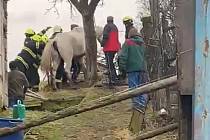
[
  {"xmin": 8, "ymin": 61, "xmax": 29, "ymax": 108},
  {"xmin": 25, "ymin": 34, "xmax": 42, "ymax": 92},
  {"xmin": 101, "ymin": 16, "xmax": 120, "ymax": 86},
  {"xmin": 70, "ymin": 24, "xmax": 81, "ymax": 83},
  {"xmin": 13, "ymin": 28, "xmax": 36, "ymax": 74},
  {"xmin": 14, "ymin": 28, "xmax": 39, "ymax": 85},
  {"xmin": 118, "ymin": 27, "xmax": 149, "ymax": 133},
  {"xmin": 25, "ymin": 27, "xmax": 51, "ymax": 92}
]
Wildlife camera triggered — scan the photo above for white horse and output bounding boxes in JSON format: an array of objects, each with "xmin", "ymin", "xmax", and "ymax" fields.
[
  {"xmin": 40, "ymin": 27, "xmax": 103, "ymax": 89},
  {"xmin": 40, "ymin": 30, "xmax": 86, "ymax": 89}
]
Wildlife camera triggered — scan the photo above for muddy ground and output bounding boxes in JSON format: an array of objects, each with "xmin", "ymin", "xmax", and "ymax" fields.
[{"xmin": 1, "ymin": 82, "xmax": 178, "ymax": 140}]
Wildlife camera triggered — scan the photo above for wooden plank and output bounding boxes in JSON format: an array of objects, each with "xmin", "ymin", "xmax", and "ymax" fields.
[{"xmin": 129, "ymin": 110, "xmax": 145, "ymax": 134}]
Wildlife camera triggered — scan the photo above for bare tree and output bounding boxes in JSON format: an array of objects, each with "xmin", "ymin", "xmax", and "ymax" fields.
[
  {"xmin": 48, "ymin": 0, "xmax": 103, "ymax": 85},
  {"xmin": 68, "ymin": 0, "xmax": 103, "ymax": 85},
  {"xmin": 135, "ymin": 0, "xmax": 150, "ymax": 28}
]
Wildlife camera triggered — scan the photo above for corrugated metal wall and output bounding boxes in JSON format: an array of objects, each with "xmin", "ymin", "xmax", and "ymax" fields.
[
  {"xmin": 194, "ymin": 0, "xmax": 210, "ymax": 139},
  {"xmin": 0, "ymin": 0, "xmax": 8, "ymax": 107}
]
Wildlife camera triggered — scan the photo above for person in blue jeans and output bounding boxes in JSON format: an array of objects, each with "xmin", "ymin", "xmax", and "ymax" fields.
[
  {"xmin": 128, "ymin": 72, "xmax": 148, "ymax": 112},
  {"xmin": 118, "ymin": 27, "xmax": 149, "ymax": 133}
]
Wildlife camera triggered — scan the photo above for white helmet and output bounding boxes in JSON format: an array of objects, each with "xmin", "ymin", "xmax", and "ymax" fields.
[{"xmin": 53, "ymin": 25, "xmax": 62, "ymax": 33}]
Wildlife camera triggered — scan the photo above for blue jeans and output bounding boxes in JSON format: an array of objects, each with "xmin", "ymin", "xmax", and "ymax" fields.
[{"xmin": 128, "ymin": 71, "xmax": 148, "ymax": 112}]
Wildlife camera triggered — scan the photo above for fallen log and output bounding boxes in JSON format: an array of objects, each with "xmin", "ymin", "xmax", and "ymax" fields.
[
  {"xmin": 0, "ymin": 76, "xmax": 177, "ymax": 137},
  {"xmin": 25, "ymin": 93, "xmax": 47, "ymax": 101},
  {"xmin": 133, "ymin": 123, "xmax": 178, "ymax": 140}
]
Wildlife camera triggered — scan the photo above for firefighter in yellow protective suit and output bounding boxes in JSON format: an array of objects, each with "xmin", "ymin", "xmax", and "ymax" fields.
[
  {"xmin": 12, "ymin": 28, "xmax": 36, "ymax": 74},
  {"xmin": 26, "ymin": 28, "xmax": 50, "ymax": 92},
  {"xmin": 25, "ymin": 34, "xmax": 42, "ymax": 92}
]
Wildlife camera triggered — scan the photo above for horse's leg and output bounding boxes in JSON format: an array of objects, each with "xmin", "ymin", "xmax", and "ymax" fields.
[
  {"xmin": 52, "ymin": 69, "xmax": 57, "ymax": 90},
  {"xmin": 71, "ymin": 58, "xmax": 78, "ymax": 82},
  {"xmin": 79, "ymin": 57, "xmax": 87, "ymax": 80},
  {"xmin": 64, "ymin": 57, "xmax": 73, "ymax": 85},
  {"xmin": 51, "ymin": 57, "xmax": 61, "ymax": 90}
]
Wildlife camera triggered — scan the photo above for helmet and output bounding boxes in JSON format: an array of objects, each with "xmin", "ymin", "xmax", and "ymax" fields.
[
  {"xmin": 41, "ymin": 35, "xmax": 49, "ymax": 43},
  {"xmin": 123, "ymin": 16, "xmax": 133, "ymax": 24},
  {"xmin": 53, "ymin": 25, "xmax": 62, "ymax": 33},
  {"xmin": 32, "ymin": 34, "xmax": 42, "ymax": 42},
  {"xmin": 25, "ymin": 28, "xmax": 35, "ymax": 35}
]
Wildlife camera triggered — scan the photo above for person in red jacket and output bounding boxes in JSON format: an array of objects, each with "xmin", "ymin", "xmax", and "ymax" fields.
[{"xmin": 101, "ymin": 16, "xmax": 120, "ymax": 85}]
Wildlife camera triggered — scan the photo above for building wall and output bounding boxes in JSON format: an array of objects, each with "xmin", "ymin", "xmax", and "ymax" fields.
[
  {"xmin": 0, "ymin": 0, "xmax": 8, "ymax": 107},
  {"xmin": 175, "ymin": 0, "xmax": 195, "ymax": 95}
]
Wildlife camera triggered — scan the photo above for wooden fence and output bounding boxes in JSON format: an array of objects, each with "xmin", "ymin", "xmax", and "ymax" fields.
[{"xmin": 0, "ymin": 0, "xmax": 8, "ymax": 107}]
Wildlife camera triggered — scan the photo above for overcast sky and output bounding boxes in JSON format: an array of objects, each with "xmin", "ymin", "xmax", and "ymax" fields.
[{"xmin": 7, "ymin": 0, "xmax": 138, "ymax": 61}]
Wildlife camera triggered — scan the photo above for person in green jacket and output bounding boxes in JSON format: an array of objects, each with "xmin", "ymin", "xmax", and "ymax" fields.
[{"xmin": 118, "ymin": 27, "xmax": 149, "ymax": 133}]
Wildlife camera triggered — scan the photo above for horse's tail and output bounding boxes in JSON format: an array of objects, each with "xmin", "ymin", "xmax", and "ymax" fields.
[{"xmin": 40, "ymin": 40, "xmax": 54, "ymax": 72}]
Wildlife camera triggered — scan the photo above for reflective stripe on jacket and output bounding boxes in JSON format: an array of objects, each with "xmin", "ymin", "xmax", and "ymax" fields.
[{"xmin": 16, "ymin": 56, "xmax": 29, "ymax": 69}]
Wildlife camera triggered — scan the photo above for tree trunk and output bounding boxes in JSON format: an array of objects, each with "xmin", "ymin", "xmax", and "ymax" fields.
[{"xmin": 82, "ymin": 15, "xmax": 98, "ymax": 85}]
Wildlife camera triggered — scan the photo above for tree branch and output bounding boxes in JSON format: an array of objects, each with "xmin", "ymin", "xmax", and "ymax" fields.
[
  {"xmin": 68, "ymin": 0, "xmax": 83, "ymax": 13},
  {"xmin": 89, "ymin": 0, "xmax": 101, "ymax": 14},
  {"xmin": 81, "ymin": 0, "xmax": 88, "ymax": 6},
  {"xmin": 45, "ymin": 0, "xmax": 59, "ymax": 16}
]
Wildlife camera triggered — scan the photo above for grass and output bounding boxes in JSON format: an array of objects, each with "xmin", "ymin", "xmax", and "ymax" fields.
[{"xmin": 0, "ymin": 85, "xmax": 178, "ymax": 140}]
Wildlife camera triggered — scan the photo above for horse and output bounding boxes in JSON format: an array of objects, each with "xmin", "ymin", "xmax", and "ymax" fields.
[{"xmin": 40, "ymin": 27, "xmax": 103, "ymax": 89}]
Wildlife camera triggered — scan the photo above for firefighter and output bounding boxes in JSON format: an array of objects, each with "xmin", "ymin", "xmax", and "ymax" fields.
[
  {"xmin": 118, "ymin": 16, "xmax": 135, "ymax": 81},
  {"xmin": 25, "ymin": 34, "xmax": 42, "ymax": 92},
  {"xmin": 123, "ymin": 16, "xmax": 135, "ymax": 39},
  {"xmin": 14, "ymin": 28, "xmax": 37, "ymax": 75},
  {"xmin": 28, "ymin": 27, "xmax": 50, "ymax": 92}
]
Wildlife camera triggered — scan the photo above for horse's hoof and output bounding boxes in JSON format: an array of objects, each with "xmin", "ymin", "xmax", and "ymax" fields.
[{"xmin": 52, "ymin": 88, "xmax": 57, "ymax": 92}]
